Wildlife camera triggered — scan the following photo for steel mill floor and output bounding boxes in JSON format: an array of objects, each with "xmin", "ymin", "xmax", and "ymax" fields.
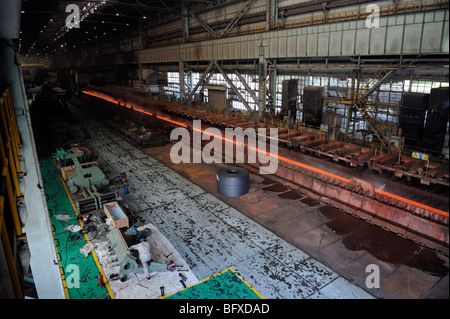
[
  {"xmin": 49, "ymin": 100, "xmax": 449, "ymax": 299},
  {"xmin": 144, "ymin": 142, "xmax": 450, "ymax": 299}
]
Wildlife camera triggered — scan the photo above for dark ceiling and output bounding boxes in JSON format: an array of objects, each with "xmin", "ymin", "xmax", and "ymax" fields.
[{"xmin": 19, "ymin": 0, "xmax": 216, "ymax": 59}]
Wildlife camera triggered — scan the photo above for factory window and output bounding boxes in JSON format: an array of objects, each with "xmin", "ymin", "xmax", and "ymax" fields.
[
  {"xmin": 391, "ymin": 81, "xmax": 404, "ymax": 92},
  {"xmin": 163, "ymin": 72, "xmax": 181, "ymax": 99},
  {"xmin": 410, "ymin": 81, "xmax": 433, "ymax": 93}
]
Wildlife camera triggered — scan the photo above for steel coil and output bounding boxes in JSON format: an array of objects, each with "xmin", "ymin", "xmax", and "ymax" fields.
[{"xmin": 216, "ymin": 167, "xmax": 249, "ymax": 197}]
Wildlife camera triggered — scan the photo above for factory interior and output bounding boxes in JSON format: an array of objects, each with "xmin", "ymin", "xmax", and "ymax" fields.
[{"xmin": 0, "ymin": 0, "xmax": 449, "ymax": 303}]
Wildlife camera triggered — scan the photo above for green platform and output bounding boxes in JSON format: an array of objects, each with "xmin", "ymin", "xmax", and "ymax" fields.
[
  {"xmin": 40, "ymin": 157, "xmax": 113, "ymax": 299},
  {"xmin": 164, "ymin": 268, "xmax": 263, "ymax": 299}
]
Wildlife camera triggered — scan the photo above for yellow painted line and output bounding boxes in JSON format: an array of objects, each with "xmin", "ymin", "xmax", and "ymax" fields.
[
  {"xmin": 228, "ymin": 267, "xmax": 265, "ymax": 299},
  {"xmin": 56, "ymin": 162, "xmax": 115, "ymax": 299},
  {"xmin": 50, "ymin": 229, "xmax": 70, "ymax": 299},
  {"xmin": 160, "ymin": 267, "xmax": 264, "ymax": 299}
]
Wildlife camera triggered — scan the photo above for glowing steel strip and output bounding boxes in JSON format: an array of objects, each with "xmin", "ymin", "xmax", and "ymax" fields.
[{"xmin": 81, "ymin": 90, "xmax": 449, "ymax": 218}]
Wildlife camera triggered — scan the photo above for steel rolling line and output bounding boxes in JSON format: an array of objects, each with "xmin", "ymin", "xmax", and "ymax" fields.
[{"xmin": 79, "ymin": 89, "xmax": 449, "ymax": 253}]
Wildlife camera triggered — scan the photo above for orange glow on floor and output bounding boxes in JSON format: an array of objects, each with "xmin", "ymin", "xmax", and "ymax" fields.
[{"xmin": 81, "ymin": 90, "xmax": 449, "ymax": 218}]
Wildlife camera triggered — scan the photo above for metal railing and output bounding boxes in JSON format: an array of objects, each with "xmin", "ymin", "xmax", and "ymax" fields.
[{"xmin": 0, "ymin": 87, "xmax": 24, "ymax": 298}]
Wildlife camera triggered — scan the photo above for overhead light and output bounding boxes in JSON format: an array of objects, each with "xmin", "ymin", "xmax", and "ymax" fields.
[
  {"xmin": 116, "ymin": 13, "xmax": 119, "ymax": 16},
  {"xmin": 143, "ymin": 16, "xmax": 146, "ymax": 19}
]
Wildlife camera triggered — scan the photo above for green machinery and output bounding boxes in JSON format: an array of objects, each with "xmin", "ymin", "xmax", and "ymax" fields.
[
  {"xmin": 107, "ymin": 227, "xmax": 175, "ymax": 282},
  {"xmin": 76, "ymin": 186, "xmax": 118, "ymax": 214},
  {"xmin": 53, "ymin": 145, "xmax": 110, "ymax": 194}
]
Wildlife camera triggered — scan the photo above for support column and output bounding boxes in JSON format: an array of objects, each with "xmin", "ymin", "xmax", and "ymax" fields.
[
  {"xmin": 353, "ymin": 69, "xmax": 361, "ymax": 136},
  {"xmin": 346, "ymin": 70, "xmax": 356, "ymax": 137},
  {"xmin": 266, "ymin": 0, "xmax": 277, "ymax": 30},
  {"xmin": 138, "ymin": 63, "xmax": 144, "ymax": 84},
  {"xmin": 182, "ymin": 5, "xmax": 190, "ymax": 42},
  {"xmin": 179, "ymin": 53, "xmax": 185, "ymax": 99},
  {"xmin": 268, "ymin": 61, "xmax": 277, "ymax": 115},
  {"xmin": 258, "ymin": 45, "xmax": 267, "ymax": 119}
]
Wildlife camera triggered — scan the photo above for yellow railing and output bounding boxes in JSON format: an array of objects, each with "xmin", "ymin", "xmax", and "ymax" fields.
[
  {"xmin": 0, "ymin": 87, "xmax": 24, "ymax": 298},
  {"xmin": 340, "ymin": 69, "xmax": 393, "ymax": 146},
  {"xmin": 0, "ymin": 88, "xmax": 23, "ymax": 234}
]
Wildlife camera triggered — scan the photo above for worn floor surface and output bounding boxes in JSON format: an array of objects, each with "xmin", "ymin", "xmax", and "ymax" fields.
[
  {"xmin": 144, "ymin": 144, "xmax": 449, "ymax": 299},
  {"xmin": 69, "ymin": 102, "xmax": 448, "ymax": 299}
]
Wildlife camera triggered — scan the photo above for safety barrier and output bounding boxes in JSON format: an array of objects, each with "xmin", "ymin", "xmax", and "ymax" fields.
[{"xmin": 0, "ymin": 87, "xmax": 24, "ymax": 298}]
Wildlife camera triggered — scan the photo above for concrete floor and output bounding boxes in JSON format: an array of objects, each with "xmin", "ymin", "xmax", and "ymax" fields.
[
  {"xmin": 68, "ymin": 102, "xmax": 448, "ymax": 299},
  {"xmin": 145, "ymin": 146, "xmax": 449, "ymax": 299}
]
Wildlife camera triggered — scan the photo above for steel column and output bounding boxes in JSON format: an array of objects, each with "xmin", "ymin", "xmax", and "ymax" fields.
[
  {"xmin": 266, "ymin": 0, "xmax": 277, "ymax": 30},
  {"xmin": 268, "ymin": 62, "xmax": 277, "ymax": 115},
  {"xmin": 182, "ymin": 5, "xmax": 190, "ymax": 42},
  {"xmin": 179, "ymin": 53, "xmax": 185, "ymax": 99},
  {"xmin": 258, "ymin": 45, "xmax": 267, "ymax": 118}
]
